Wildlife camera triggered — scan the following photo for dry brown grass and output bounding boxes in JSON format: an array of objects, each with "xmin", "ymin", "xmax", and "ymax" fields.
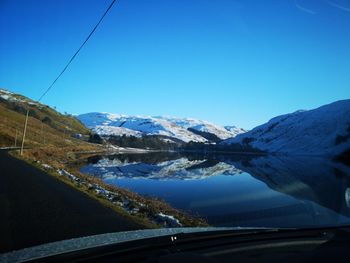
[{"xmin": 0, "ymin": 105, "xmax": 86, "ymax": 148}]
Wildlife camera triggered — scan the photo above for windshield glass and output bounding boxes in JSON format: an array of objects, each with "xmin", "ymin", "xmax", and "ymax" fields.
[{"xmin": 1, "ymin": 0, "xmax": 349, "ymax": 255}]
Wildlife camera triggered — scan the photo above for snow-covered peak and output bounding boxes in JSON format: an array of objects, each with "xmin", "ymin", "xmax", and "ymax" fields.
[
  {"xmin": 161, "ymin": 116, "xmax": 242, "ymax": 140},
  {"xmin": 222, "ymin": 100, "xmax": 350, "ymax": 156},
  {"xmin": 0, "ymin": 88, "xmax": 20, "ymax": 102},
  {"xmin": 78, "ymin": 113, "xmax": 245, "ymax": 143},
  {"xmin": 0, "ymin": 88, "xmax": 14, "ymax": 96}
]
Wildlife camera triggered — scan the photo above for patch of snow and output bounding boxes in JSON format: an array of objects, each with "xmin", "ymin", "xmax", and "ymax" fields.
[
  {"xmin": 0, "ymin": 89, "xmax": 13, "ymax": 94},
  {"xmin": 0, "ymin": 94, "xmax": 10, "ymax": 100},
  {"xmin": 0, "ymin": 88, "xmax": 38, "ymax": 106},
  {"xmin": 57, "ymin": 169, "xmax": 80, "ymax": 182},
  {"xmin": 161, "ymin": 138, "xmax": 177, "ymax": 143},
  {"xmin": 93, "ymin": 125, "xmax": 143, "ymax": 137},
  {"xmin": 42, "ymin": 164, "xmax": 52, "ymax": 169},
  {"xmin": 157, "ymin": 213, "xmax": 182, "ymax": 227},
  {"xmin": 224, "ymin": 125, "xmax": 246, "ymax": 135}
]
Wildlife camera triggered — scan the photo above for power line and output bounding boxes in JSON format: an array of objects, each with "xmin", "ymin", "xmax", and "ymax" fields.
[
  {"xmin": 19, "ymin": 0, "xmax": 116, "ymax": 155},
  {"xmin": 37, "ymin": 0, "xmax": 117, "ymax": 102}
]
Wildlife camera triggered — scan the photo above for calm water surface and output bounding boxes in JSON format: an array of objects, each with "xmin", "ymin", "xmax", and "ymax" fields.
[{"xmin": 81, "ymin": 153, "xmax": 350, "ymax": 228}]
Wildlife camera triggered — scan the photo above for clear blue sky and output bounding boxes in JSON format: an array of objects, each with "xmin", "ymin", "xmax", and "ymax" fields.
[{"xmin": 1, "ymin": 0, "xmax": 349, "ymax": 129}]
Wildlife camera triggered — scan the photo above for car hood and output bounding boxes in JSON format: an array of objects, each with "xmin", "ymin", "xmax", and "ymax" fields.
[{"xmin": 0, "ymin": 227, "xmax": 271, "ymax": 262}]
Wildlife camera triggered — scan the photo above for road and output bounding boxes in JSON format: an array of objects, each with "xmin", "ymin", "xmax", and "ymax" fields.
[{"xmin": 0, "ymin": 151, "xmax": 144, "ymax": 253}]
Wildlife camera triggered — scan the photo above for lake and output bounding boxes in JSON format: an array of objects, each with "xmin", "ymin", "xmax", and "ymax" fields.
[{"xmin": 80, "ymin": 152, "xmax": 350, "ymax": 228}]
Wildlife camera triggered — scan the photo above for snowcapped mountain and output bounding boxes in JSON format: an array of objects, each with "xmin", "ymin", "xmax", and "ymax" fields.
[
  {"xmin": 222, "ymin": 100, "xmax": 350, "ymax": 156},
  {"xmin": 161, "ymin": 117, "xmax": 245, "ymax": 140},
  {"xmin": 78, "ymin": 112, "xmax": 245, "ymax": 143}
]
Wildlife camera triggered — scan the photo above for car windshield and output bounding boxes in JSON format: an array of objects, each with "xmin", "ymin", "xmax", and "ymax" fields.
[{"xmin": 1, "ymin": 0, "xmax": 350, "ymax": 256}]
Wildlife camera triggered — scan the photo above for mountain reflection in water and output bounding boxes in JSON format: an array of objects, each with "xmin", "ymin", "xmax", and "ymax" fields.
[{"xmin": 81, "ymin": 153, "xmax": 350, "ymax": 228}]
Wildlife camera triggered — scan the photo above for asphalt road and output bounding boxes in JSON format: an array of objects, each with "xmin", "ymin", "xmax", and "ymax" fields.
[{"xmin": 0, "ymin": 151, "xmax": 144, "ymax": 253}]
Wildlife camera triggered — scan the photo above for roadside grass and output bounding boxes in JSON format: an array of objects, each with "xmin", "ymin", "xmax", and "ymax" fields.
[{"xmin": 0, "ymin": 104, "xmax": 89, "ymax": 148}]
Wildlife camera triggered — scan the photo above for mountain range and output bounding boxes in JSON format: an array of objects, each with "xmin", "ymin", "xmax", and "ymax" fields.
[
  {"xmin": 78, "ymin": 112, "xmax": 245, "ymax": 143},
  {"xmin": 1, "ymin": 88, "xmax": 349, "ymax": 157}
]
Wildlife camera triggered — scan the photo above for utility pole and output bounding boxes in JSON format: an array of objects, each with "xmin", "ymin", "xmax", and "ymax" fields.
[
  {"xmin": 14, "ymin": 128, "xmax": 18, "ymax": 147},
  {"xmin": 20, "ymin": 109, "xmax": 29, "ymax": 155}
]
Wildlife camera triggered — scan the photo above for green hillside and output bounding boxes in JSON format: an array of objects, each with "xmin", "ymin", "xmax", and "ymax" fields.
[{"xmin": 0, "ymin": 88, "xmax": 90, "ymax": 148}]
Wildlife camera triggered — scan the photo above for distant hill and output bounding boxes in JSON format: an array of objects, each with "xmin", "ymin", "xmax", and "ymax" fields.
[
  {"xmin": 77, "ymin": 112, "xmax": 245, "ymax": 144},
  {"xmin": 221, "ymin": 100, "xmax": 350, "ymax": 157},
  {"xmin": 0, "ymin": 88, "xmax": 90, "ymax": 148}
]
